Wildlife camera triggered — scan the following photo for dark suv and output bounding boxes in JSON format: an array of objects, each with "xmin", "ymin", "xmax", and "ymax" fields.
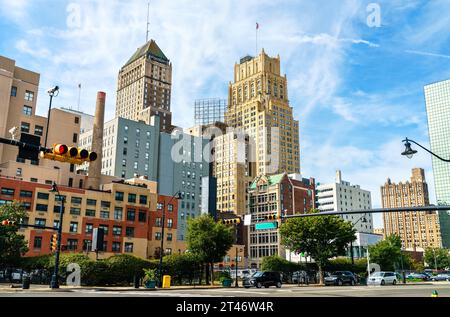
[
  {"xmin": 243, "ymin": 271, "xmax": 282, "ymax": 288},
  {"xmin": 324, "ymin": 271, "xmax": 357, "ymax": 286}
]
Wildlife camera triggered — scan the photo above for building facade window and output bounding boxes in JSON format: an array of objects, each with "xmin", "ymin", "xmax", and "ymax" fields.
[
  {"xmin": 127, "ymin": 209, "xmax": 136, "ymax": 221},
  {"xmin": 115, "ymin": 191, "xmax": 124, "ymax": 201},
  {"xmin": 138, "ymin": 211, "xmax": 147, "ymax": 222},
  {"xmin": 20, "ymin": 122, "xmax": 30, "ymax": 133},
  {"xmin": 23, "ymin": 105, "xmax": 32, "ymax": 116},
  {"xmin": 125, "ymin": 227, "xmax": 135, "ymax": 237},
  {"xmin": 114, "ymin": 207, "xmax": 123, "ymax": 220},
  {"xmin": 124, "ymin": 243, "xmax": 133, "ymax": 253},
  {"xmin": 113, "ymin": 226, "xmax": 122, "ymax": 236},
  {"xmin": 70, "ymin": 222, "xmax": 78, "ymax": 233},
  {"xmin": 85, "ymin": 223, "xmax": 93, "ymax": 233},
  {"xmin": 167, "ymin": 219, "xmax": 173, "ymax": 228},
  {"xmin": 128, "ymin": 193, "xmax": 136, "ymax": 203},
  {"xmin": 33, "ymin": 236, "xmax": 42, "ymax": 249},
  {"xmin": 112, "ymin": 242, "xmax": 121, "ymax": 252},
  {"xmin": 10, "ymin": 86, "xmax": 17, "ymax": 97},
  {"xmin": 24, "ymin": 90, "xmax": 34, "ymax": 101}
]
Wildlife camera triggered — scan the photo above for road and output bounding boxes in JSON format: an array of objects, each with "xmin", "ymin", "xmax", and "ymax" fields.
[{"xmin": 1, "ymin": 283, "xmax": 450, "ymax": 297}]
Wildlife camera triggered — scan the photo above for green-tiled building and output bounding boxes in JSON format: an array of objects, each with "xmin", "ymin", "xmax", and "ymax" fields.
[{"xmin": 424, "ymin": 79, "xmax": 450, "ymax": 248}]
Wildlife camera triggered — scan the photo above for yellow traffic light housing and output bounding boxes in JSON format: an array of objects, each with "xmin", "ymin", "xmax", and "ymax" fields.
[
  {"xmin": 41, "ymin": 144, "xmax": 97, "ymax": 165},
  {"xmin": 264, "ymin": 214, "xmax": 279, "ymax": 221},
  {"xmin": 221, "ymin": 218, "xmax": 241, "ymax": 225},
  {"xmin": 51, "ymin": 233, "xmax": 58, "ymax": 252}
]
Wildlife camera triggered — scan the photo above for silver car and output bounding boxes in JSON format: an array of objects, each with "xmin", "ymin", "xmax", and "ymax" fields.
[
  {"xmin": 367, "ymin": 271, "xmax": 398, "ymax": 285},
  {"xmin": 431, "ymin": 274, "xmax": 450, "ymax": 281}
]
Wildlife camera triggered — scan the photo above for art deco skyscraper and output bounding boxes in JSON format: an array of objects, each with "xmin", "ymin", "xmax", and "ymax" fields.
[
  {"xmin": 381, "ymin": 168, "xmax": 442, "ymax": 250},
  {"xmin": 116, "ymin": 40, "xmax": 173, "ymax": 133},
  {"xmin": 225, "ymin": 50, "xmax": 300, "ymax": 175}
]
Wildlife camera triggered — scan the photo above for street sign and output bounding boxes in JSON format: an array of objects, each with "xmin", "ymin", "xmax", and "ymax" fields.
[
  {"xmin": 255, "ymin": 222, "xmax": 278, "ymax": 230},
  {"xmin": 244, "ymin": 214, "xmax": 252, "ymax": 226}
]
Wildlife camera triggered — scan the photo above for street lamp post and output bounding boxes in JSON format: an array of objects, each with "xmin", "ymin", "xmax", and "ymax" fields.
[
  {"xmin": 49, "ymin": 182, "xmax": 64, "ymax": 289},
  {"xmin": 432, "ymin": 248, "xmax": 438, "ymax": 271},
  {"xmin": 401, "ymin": 137, "xmax": 450, "ymax": 162},
  {"xmin": 44, "ymin": 86, "xmax": 59, "ymax": 148},
  {"xmin": 158, "ymin": 191, "xmax": 182, "ymax": 288}
]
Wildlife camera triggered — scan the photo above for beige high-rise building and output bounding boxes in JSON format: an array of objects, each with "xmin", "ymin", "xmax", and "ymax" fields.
[
  {"xmin": 381, "ymin": 168, "xmax": 442, "ymax": 250},
  {"xmin": 214, "ymin": 130, "xmax": 255, "ymax": 215},
  {"xmin": 0, "ymin": 55, "xmax": 86, "ymax": 188},
  {"xmin": 225, "ymin": 50, "xmax": 300, "ymax": 175},
  {"xmin": 115, "ymin": 39, "xmax": 173, "ymax": 133}
]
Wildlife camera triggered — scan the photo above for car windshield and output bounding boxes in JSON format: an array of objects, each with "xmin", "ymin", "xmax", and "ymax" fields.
[
  {"xmin": 332, "ymin": 272, "xmax": 343, "ymax": 276},
  {"xmin": 371, "ymin": 272, "xmax": 383, "ymax": 277},
  {"xmin": 252, "ymin": 272, "xmax": 264, "ymax": 277}
]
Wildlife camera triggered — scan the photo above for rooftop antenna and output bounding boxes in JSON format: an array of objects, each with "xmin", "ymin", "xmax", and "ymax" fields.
[{"xmin": 146, "ymin": 1, "xmax": 150, "ymax": 42}]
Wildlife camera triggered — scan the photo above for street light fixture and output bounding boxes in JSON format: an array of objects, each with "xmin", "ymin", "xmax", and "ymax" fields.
[
  {"xmin": 49, "ymin": 182, "xmax": 65, "ymax": 289},
  {"xmin": 158, "ymin": 190, "xmax": 182, "ymax": 288},
  {"xmin": 401, "ymin": 137, "xmax": 450, "ymax": 162},
  {"xmin": 44, "ymin": 86, "xmax": 59, "ymax": 148}
]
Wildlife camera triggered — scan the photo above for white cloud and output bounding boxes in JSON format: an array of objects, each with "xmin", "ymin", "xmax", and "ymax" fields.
[{"xmin": 0, "ymin": 0, "xmax": 29, "ymax": 23}]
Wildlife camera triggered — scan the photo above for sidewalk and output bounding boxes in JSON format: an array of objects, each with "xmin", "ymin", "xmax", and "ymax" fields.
[{"xmin": 1, "ymin": 281, "xmax": 444, "ymax": 293}]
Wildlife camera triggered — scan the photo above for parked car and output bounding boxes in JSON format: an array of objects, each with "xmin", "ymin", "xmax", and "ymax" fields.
[
  {"xmin": 243, "ymin": 271, "xmax": 282, "ymax": 288},
  {"xmin": 367, "ymin": 272, "xmax": 398, "ymax": 285},
  {"xmin": 431, "ymin": 273, "xmax": 450, "ymax": 281},
  {"xmin": 324, "ymin": 271, "xmax": 357, "ymax": 286},
  {"xmin": 406, "ymin": 273, "xmax": 429, "ymax": 281}
]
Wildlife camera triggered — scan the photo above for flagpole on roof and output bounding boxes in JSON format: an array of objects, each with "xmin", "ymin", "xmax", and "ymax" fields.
[
  {"xmin": 77, "ymin": 83, "xmax": 81, "ymax": 111},
  {"xmin": 256, "ymin": 22, "xmax": 258, "ymax": 56},
  {"xmin": 146, "ymin": 1, "xmax": 150, "ymax": 42}
]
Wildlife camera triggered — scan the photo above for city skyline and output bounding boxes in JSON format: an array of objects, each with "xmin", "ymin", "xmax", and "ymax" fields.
[{"xmin": 2, "ymin": 1, "xmax": 450, "ymax": 228}]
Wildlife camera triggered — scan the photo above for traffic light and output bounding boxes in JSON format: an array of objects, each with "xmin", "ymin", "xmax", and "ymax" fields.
[
  {"xmin": 222, "ymin": 218, "xmax": 241, "ymax": 225},
  {"xmin": 41, "ymin": 144, "xmax": 97, "ymax": 165},
  {"xmin": 264, "ymin": 213, "xmax": 280, "ymax": 221},
  {"xmin": 1, "ymin": 219, "xmax": 16, "ymax": 226},
  {"xmin": 51, "ymin": 233, "xmax": 58, "ymax": 252}
]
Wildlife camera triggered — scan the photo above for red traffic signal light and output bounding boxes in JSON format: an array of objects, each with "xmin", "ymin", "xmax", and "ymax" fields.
[
  {"xmin": 1, "ymin": 219, "xmax": 16, "ymax": 226},
  {"xmin": 53, "ymin": 144, "xmax": 68, "ymax": 155}
]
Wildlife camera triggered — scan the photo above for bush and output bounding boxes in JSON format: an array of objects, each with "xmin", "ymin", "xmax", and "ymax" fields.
[{"xmin": 324, "ymin": 257, "xmax": 367, "ymax": 273}]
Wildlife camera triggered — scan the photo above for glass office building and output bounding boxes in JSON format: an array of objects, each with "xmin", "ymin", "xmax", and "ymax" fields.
[{"xmin": 424, "ymin": 79, "xmax": 450, "ymax": 248}]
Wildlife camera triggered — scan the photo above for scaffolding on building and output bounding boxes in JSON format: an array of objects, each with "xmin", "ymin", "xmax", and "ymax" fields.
[{"xmin": 194, "ymin": 98, "xmax": 227, "ymax": 126}]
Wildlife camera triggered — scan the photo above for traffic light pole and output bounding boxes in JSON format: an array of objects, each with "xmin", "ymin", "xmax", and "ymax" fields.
[
  {"xmin": 50, "ymin": 190, "xmax": 65, "ymax": 289},
  {"xmin": 0, "ymin": 137, "xmax": 51, "ymax": 154}
]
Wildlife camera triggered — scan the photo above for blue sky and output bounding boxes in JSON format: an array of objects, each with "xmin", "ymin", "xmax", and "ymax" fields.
[{"xmin": 1, "ymin": 0, "xmax": 450, "ymax": 228}]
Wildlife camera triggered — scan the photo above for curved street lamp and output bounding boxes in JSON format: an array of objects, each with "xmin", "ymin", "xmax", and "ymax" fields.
[{"xmin": 402, "ymin": 137, "xmax": 450, "ymax": 162}]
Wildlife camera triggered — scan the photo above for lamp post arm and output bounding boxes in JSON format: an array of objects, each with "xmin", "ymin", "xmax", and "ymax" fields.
[{"xmin": 404, "ymin": 138, "xmax": 450, "ymax": 162}]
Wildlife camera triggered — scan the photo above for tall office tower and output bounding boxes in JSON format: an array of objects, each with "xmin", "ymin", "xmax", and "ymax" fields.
[
  {"xmin": 424, "ymin": 79, "xmax": 450, "ymax": 248},
  {"xmin": 194, "ymin": 98, "xmax": 227, "ymax": 126},
  {"xmin": 317, "ymin": 170, "xmax": 374, "ymax": 233},
  {"xmin": 115, "ymin": 40, "xmax": 173, "ymax": 133},
  {"xmin": 381, "ymin": 168, "xmax": 442, "ymax": 250},
  {"xmin": 213, "ymin": 130, "xmax": 255, "ymax": 215},
  {"xmin": 225, "ymin": 50, "xmax": 300, "ymax": 175}
]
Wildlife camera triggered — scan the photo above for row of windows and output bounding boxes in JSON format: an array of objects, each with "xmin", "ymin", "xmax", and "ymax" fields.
[{"xmin": 10, "ymin": 87, "xmax": 34, "ymax": 101}]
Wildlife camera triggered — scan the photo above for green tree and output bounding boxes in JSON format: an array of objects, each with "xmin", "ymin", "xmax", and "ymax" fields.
[
  {"xmin": 279, "ymin": 210, "xmax": 356, "ymax": 285},
  {"xmin": 424, "ymin": 248, "xmax": 449, "ymax": 270},
  {"xmin": 368, "ymin": 235, "xmax": 402, "ymax": 271},
  {"xmin": 186, "ymin": 215, "xmax": 234, "ymax": 284},
  {"xmin": 0, "ymin": 202, "xmax": 29, "ymax": 269}
]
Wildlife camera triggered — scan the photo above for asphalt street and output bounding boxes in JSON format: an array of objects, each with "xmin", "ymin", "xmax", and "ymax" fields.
[{"xmin": 1, "ymin": 283, "xmax": 450, "ymax": 297}]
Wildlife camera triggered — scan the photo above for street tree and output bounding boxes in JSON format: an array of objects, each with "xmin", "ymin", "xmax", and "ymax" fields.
[
  {"xmin": 279, "ymin": 210, "xmax": 356, "ymax": 285},
  {"xmin": 0, "ymin": 201, "xmax": 28, "ymax": 269},
  {"xmin": 368, "ymin": 235, "xmax": 403, "ymax": 271},
  {"xmin": 186, "ymin": 214, "xmax": 234, "ymax": 284},
  {"xmin": 424, "ymin": 247, "xmax": 449, "ymax": 270}
]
